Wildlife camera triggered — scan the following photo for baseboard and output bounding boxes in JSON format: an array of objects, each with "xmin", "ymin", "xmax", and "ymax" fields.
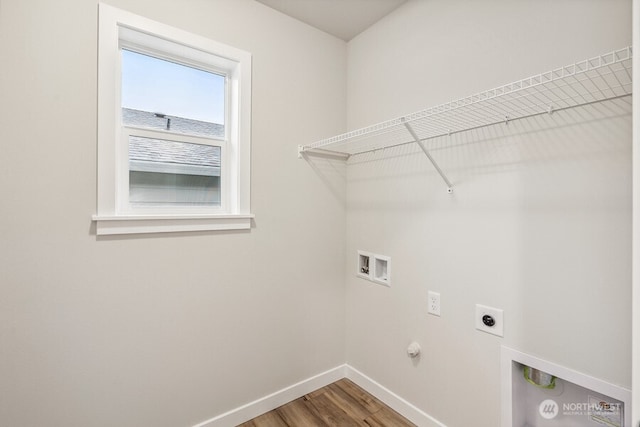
[
  {"xmin": 345, "ymin": 365, "xmax": 447, "ymax": 427},
  {"xmin": 191, "ymin": 365, "xmax": 347, "ymax": 427},
  {"xmin": 191, "ymin": 363, "xmax": 446, "ymax": 427}
]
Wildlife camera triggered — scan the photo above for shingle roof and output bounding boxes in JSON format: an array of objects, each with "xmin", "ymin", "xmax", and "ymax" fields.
[
  {"xmin": 123, "ymin": 108, "xmax": 222, "ymax": 176},
  {"xmin": 122, "ymin": 108, "xmax": 224, "ymax": 138},
  {"xmin": 129, "ymin": 136, "xmax": 220, "ymax": 168}
]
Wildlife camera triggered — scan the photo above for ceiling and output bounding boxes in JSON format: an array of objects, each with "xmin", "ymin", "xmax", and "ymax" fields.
[{"xmin": 255, "ymin": 0, "xmax": 407, "ymax": 41}]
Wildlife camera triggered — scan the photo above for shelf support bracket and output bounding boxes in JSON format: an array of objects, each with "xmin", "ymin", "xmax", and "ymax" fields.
[
  {"xmin": 298, "ymin": 145, "xmax": 350, "ymax": 161},
  {"xmin": 403, "ymin": 122, "xmax": 453, "ymax": 194}
]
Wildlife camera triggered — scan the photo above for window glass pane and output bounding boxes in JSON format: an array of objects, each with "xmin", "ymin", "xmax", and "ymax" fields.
[
  {"xmin": 121, "ymin": 49, "xmax": 225, "ymax": 139},
  {"xmin": 129, "ymin": 136, "xmax": 221, "ymax": 206}
]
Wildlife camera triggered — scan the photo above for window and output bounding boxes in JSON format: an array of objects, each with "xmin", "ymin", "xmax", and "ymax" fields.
[{"xmin": 94, "ymin": 4, "xmax": 252, "ymax": 235}]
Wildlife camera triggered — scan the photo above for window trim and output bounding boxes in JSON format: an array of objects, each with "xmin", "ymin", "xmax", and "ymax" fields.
[{"xmin": 94, "ymin": 3, "xmax": 252, "ymax": 235}]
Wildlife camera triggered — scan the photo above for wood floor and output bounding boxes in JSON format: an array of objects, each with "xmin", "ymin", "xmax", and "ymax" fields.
[{"xmin": 238, "ymin": 379, "xmax": 416, "ymax": 427}]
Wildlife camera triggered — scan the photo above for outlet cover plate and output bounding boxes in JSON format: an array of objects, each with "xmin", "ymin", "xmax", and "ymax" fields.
[
  {"xmin": 475, "ymin": 304, "xmax": 504, "ymax": 337},
  {"xmin": 428, "ymin": 291, "xmax": 441, "ymax": 316}
]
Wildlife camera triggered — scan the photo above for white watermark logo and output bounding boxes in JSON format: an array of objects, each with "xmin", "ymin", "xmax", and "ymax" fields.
[
  {"xmin": 538, "ymin": 399, "xmax": 559, "ymax": 419},
  {"xmin": 537, "ymin": 398, "xmax": 622, "ymax": 425}
]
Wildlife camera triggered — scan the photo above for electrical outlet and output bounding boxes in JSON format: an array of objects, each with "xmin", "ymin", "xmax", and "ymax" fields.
[
  {"xmin": 428, "ymin": 291, "xmax": 441, "ymax": 316},
  {"xmin": 475, "ymin": 304, "xmax": 504, "ymax": 337}
]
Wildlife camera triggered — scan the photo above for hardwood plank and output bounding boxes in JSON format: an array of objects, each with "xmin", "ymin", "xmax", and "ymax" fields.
[
  {"xmin": 276, "ymin": 397, "xmax": 327, "ymax": 427},
  {"xmin": 305, "ymin": 384, "xmax": 330, "ymax": 400},
  {"xmin": 324, "ymin": 384, "xmax": 374, "ymax": 420},
  {"xmin": 307, "ymin": 392, "xmax": 368, "ymax": 427},
  {"xmin": 237, "ymin": 410, "xmax": 288, "ymax": 427},
  {"xmin": 239, "ymin": 379, "xmax": 415, "ymax": 427},
  {"xmin": 365, "ymin": 406, "xmax": 417, "ymax": 427},
  {"xmin": 332, "ymin": 379, "xmax": 383, "ymax": 413}
]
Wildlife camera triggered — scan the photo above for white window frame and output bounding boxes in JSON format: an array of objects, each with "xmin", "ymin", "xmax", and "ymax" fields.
[{"xmin": 94, "ymin": 3, "xmax": 252, "ymax": 235}]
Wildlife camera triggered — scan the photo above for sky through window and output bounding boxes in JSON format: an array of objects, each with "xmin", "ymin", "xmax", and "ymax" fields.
[{"xmin": 121, "ymin": 49, "xmax": 226, "ymax": 125}]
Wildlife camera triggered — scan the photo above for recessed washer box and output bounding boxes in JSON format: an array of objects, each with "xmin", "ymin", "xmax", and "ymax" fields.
[{"xmin": 356, "ymin": 251, "xmax": 391, "ymax": 286}]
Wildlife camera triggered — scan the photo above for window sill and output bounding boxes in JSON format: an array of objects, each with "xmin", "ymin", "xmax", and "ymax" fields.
[{"xmin": 92, "ymin": 213, "xmax": 254, "ymax": 235}]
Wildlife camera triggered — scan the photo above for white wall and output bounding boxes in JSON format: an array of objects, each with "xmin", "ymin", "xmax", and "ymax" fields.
[
  {"xmin": 633, "ymin": 0, "xmax": 639, "ymax": 425},
  {"xmin": 345, "ymin": 1, "xmax": 632, "ymax": 426},
  {"xmin": 0, "ymin": 1, "xmax": 634, "ymax": 426},
  {"xmin": 0, "ymin": 1, "xmax": 347, "ymax": 426}
]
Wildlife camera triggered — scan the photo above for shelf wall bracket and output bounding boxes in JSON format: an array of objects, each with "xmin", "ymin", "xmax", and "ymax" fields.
[
  {"xmin": 403, "ymin": 121, "xmax": 454, "ymax": 194},
  {"xmin": 298, "ymin": 144, "xmax": 351, "ymax": 161}
]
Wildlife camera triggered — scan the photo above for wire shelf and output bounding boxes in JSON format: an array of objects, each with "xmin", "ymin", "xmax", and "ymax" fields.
[{"xmin": 300, "ymin": 47, "xmax": 633, "ymax": 161}]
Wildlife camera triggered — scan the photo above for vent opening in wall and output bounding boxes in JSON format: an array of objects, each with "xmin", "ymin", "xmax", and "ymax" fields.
[{"xmin": 501, "ymin": 347, "xmax": 631, "ymax": 427}]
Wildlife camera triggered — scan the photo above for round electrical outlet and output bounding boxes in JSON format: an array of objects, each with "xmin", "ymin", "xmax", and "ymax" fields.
[{"xmin": 482, "ymin": 314, "xmax": 495, "ymax": 327}]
